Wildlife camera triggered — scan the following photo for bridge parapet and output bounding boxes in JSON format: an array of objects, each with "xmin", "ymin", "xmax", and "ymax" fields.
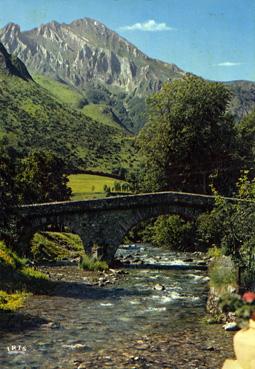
[{"xmin": 18, "ymin": 191, "xmax": 221, "ymax": 217}]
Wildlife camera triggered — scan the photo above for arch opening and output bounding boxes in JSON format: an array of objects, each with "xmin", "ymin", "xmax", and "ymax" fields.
[
  {"xmin": 21, "ymin": 221, "xmax": 86, "ymax": 263},
  {"xmin": 114, "ymin": 211, "xmax": 200, "ymax": 260}
]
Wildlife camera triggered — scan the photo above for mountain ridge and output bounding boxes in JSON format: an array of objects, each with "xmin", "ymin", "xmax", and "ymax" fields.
[
  {"xmin": 0, "ymin": 18, "xmax": 184, "ymax": 96},
  {"xmin": 0, "ymin": 18, "xmax": 255, "ymax": 131}
]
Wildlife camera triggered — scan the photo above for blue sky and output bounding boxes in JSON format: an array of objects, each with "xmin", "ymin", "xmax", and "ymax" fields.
[{"xmin": 0, "ymin": 0, "xmax": 254, "ymax": 81}]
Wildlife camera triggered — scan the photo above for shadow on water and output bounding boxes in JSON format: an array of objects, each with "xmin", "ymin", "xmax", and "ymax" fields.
[
  {"xmin": 123, "ymin": 263, "xmax": 207, "ymax": 271},
  {"xmin": 0, "ymin": 311, "xmax": 48, "ymax": 333},
  {"xmin": 47, "ymin": 279, "xmax": 151, "ymax": 300}
]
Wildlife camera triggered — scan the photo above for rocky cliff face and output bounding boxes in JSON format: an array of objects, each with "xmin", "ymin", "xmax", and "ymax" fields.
[
  {"xmin": 1, "ymin": 18, "xmax": 254, "ymax": 128},
  {"xmin": 0, "ymin": 41, "xmax": 32, "ymax": 80},
  {"xmin": 0, "ymin": 18, "xmax": 184, "ymax": 95}
]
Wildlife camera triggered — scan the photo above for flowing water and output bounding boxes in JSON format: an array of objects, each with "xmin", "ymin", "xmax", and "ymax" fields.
[{"xmin": 0, "ymin": 244, "xmax": 233, "ymax": 369}]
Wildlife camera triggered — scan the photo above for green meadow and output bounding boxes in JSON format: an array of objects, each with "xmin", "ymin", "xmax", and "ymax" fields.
[
  {"xmin": 68, "ymin": 173, "xmax": 127, "ymax": 200},
  {"xmin": 34, "ymin": 74, "xmax": 83, "ymax": 107}
]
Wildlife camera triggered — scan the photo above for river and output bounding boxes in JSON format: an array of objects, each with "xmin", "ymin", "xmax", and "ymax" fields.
[{"xmin": 0, "ymin": 244, "xmax": 233, "ymax": 369}]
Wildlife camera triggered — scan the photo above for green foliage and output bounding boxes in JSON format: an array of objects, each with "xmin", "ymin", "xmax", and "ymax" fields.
[
  {"xmin": 35, "ymin": 74, "xmax": 147, "ymax": 133},
  {"xmin": 0, "ymin": 240, "xmax": 49, "ymax": 294},
  {"xmin": 220, "ymin": 174, "xmax": 255, "ymax": 283},
  {"xmin": 200, "ymin": 174, "xmax": 255, "ymax": 288},
  {"xmin": 0, "ymin": 146, "xmax": 18, "ymax": 242},
  {"xmin": 151, "ymin": 215, "xmax": 195, "ymax": 251},
  {"xmin": 136, "ymin": 75, "xmax": 242, "ymax": 194},
  {"xmin": 207, "ymin": 246, "xmax": 222, "ymax": 259},
  {"xmin": 125, "ymin": 96, "xmax": 147, "ymax": 132},
  {"xmin": 82, "ymin": 103, "xmax": 125, "ymax": 130},
  {"xmin": 86, "ymin": 86, "xmax": 111, "ymax": 104},
  {"xmin": 0, "ymin": 148, "xmax": 73, "ymax": 245},
  {"xmin": 0, "ymin": 291, "xmax": 27, "ymax": 312},
  {"xmin": 209, "ymin": 256, "xmax": 238, "ymax": 289},
  {"xmin": 16, "ymin": 151, "xmax": 71, "ymax": 204},
  {"xmin": 0, "ymin": 72, "xmax": 133, "ymax": 174},
  {"xmin": 31, "ymin": 232, "xmax": 84, "ymax": 262},
  {"xmin": 103, "ymin": 185, "xmax": 112, "ymax": 197},
  {"xmin": 123, "ymin": 219, "xmax": 155, "ymax": 244},
  {"xmin": 34, "ymin": 74, "xmax": 84, "ymax": 107},
  {"xmin": 196, "ymin": 209, "xmax": 226, "ymax": 250},
  {"xmin": 79, "ymin": 254, "xmax": 109, "ymax": 271}
]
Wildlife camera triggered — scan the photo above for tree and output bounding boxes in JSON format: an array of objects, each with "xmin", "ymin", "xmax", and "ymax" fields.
[
  {"xmin": 136, "ymin": 75, "xmax": 242, "ymax": 194},
  {"xmin": 16, "ymin": 151, "xmax": 71, "ymax": 204},
  {"xmin": 0, "ymin": 145, "xmax": 19, "ymax": 243},
  {"xmin": 237, "ymin": 110, "xmax": 255, "ymax": 167},
  {"xmin": 151, "ymin": 215, "xmax": 195, "ymax": 251},
  {"xmin": 197, "ymin": 172, "xmax": 255, "ymax": 288}
]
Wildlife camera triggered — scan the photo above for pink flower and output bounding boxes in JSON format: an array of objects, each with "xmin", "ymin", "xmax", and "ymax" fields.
[{"xmin": 243, "ymin": 292, "xmax": 255, "ymax": 303}]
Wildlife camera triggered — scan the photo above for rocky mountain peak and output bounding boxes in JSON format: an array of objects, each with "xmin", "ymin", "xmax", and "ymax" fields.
[
  {"xmin": 0, "ymin": 18, "xmax": 184, "ymax": 96},
  {"xmin": 0, "ymin": 42, "xmax": 32, "ymax": 80},
  {"xmin": 3, "ymin": 22, "xmax": 21, "ymax": 35}
]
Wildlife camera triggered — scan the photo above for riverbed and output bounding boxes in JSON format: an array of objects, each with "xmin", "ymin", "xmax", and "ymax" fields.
[{"xmin": 0, "ymin": 244, "xmax": 234, "ymax": 368}]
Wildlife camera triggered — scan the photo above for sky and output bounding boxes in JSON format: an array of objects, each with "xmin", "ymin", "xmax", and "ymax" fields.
[{"xmin": 0, "ymin": 0, "xmax": 254, "ymax": 82}]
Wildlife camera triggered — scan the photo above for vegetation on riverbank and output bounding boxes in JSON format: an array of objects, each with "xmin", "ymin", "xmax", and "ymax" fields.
[
  {"xmin": 0, "ymin": 291, "xmax": 28, "ymax": 312},
  {"xmin": 31, "ymin": 232, "xmax": 84, "ymax": 262},
  {"xmin": 208, "ymin": 255, "xmax": 238, "ymax": 290},
  {"xmin": 0, "ymin": 240, "xmax": 49, "ymax": 311},
  {"xmin": 79, "ymin": 254, "xmax": 109, "ymax": 271}
]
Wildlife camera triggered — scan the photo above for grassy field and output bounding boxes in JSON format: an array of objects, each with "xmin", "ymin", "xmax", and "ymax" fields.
[
  {"xmin": 82, "ymin": 103, "xmax": 124, "ymax": 130},
  {"xmin": 68, "ymin": 173, "xmax": 127, "ymax": 200},
  {"xmin": 34, "ymin": 74, "xmax": 83, "ymax": 107},
  {"xmin": 35, "ymin": 75, "xmax": 125, "ymax": 131}
]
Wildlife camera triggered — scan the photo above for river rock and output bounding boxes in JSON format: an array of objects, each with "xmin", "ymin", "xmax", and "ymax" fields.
[
  {"xmin": 63, "ymin": 343, "xmax": 89, "ymax": 351},
  {"xmin": 41, "ymin": 321, "xmax": 60, "ymax": 329},
  {"xmin": 223, "ymin": 322, "xmax": 239, "ymax": 331},
  {"xmin": 197, "ymin": 261, "xmax": 207, "ymax": 266},
  {"xmin": 77, "ymin": 363, "xmax": 87, "ymax": 369},
  {"xmin": 154, "ymin": 284, "xmax": 165, "ymax": 291}
]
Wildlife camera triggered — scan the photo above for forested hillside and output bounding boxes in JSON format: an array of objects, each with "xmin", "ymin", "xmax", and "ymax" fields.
[{"xmin": 0, "ymin": 43, "xmax": 135, "ymax": 174}]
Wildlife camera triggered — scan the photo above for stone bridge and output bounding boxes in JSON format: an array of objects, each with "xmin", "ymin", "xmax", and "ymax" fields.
[{"xmin": 16, "ymin": 191, "xmax": 235, "ymax": 261}]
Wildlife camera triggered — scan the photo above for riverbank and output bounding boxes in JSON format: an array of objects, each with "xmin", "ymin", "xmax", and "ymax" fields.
[{"xmin": 0, "ymin": 244, "xmax": 234, "ymax": 369}]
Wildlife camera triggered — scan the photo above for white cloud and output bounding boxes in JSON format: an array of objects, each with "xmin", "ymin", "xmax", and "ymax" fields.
[
  {"xmin": 119, "ymin": 19, "xmax": 175, "ymax": 32},
  {"xmin": 214, "ymin": 62, "xmax": 243, "ymax": 67}
]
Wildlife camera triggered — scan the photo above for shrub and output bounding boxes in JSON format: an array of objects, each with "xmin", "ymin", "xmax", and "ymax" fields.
[
  {"xmin": 79, "ymin": 254, "xmax": 109, "ymax": 271},
  {"xmin": 0, "ymin": 291, "xmax": 28, "ymax": 311},
  {"xmin": 207, "ymin": 246, "xmax": 222, "ymax": 259},
  {"xmin": 209, "ymin": 256, "xmax": 238, "ymax": 290}
]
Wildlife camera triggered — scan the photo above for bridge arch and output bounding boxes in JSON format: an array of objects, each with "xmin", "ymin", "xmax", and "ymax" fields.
[
  {"xmin": 91, "ymin": 202, "xmax": 203, "ymax": 261},
  {"xmin": 16, "ymin": 192, "xmax": 218, "ymax": 261}
]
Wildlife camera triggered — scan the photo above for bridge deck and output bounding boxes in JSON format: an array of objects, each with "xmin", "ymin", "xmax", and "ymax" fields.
[{"xmin": 18, "ymin": 191, "xmax": 247, "ymax": 217}]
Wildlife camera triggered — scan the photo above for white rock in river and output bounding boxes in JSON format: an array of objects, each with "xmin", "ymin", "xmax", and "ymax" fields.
[
  {"xmin": 154, "ymin": 284, "xmax": 165, "ymax": 291},
  {"xmin": 223, "ymin": 322, "xmax": 239, "ymax": 331}
]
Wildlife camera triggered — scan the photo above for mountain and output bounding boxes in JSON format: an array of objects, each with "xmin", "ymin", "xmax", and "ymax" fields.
[
  {"xmin": 0, "ymin": 18, "xmax": 185, "ymax": 132},
  {"xmin": 0, "ymin": 18, "xmax": 254, "ymax": 131},
  {"xmin": 225, "ymin": 80, "xmax": 255, "ymax": 122},
  {"xmin": 0, "ymin": 43, "xmax": 134, "ymax": 174},
  {"xmin": 0, "ymin": 19, "xmax": 184, "ymax": 95},
  {"xmin": 0, "ymin": 42, "xmax": 32, "ymax": 80}
]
